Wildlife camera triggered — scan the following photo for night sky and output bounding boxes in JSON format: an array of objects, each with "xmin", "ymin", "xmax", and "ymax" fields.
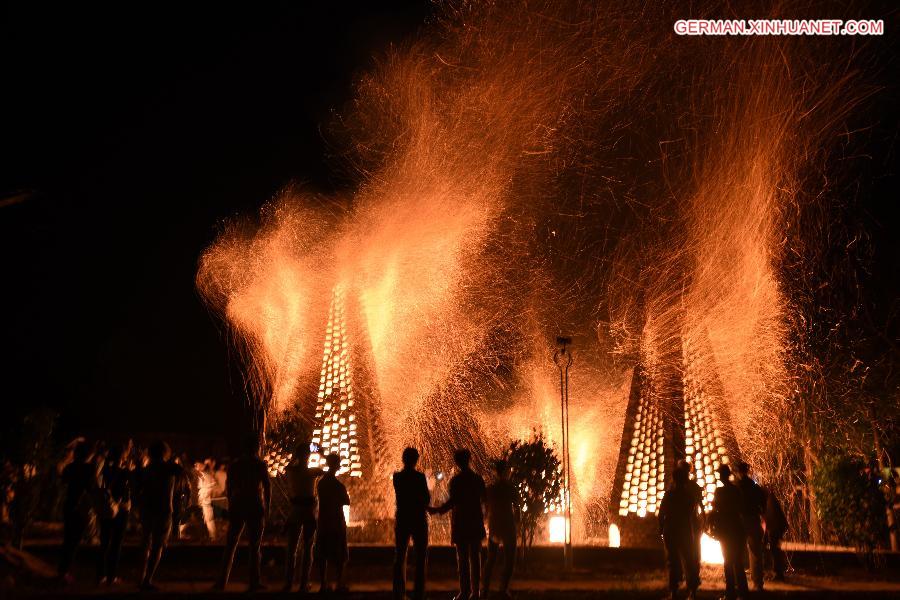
[
  {"xmin": 1, "ymin": 2, "xmax": 431, "ymax": 437},
  {"xmin": 1, "ymin": 2, "xmax": 897, "ymax": 441}
]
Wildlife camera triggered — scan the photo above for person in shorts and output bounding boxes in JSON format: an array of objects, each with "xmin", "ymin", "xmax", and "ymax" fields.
[
  {"xmin": 283, "ymin": 443, "xmax": 322, "ymax": 592},
  {"xmin": 314, "ymin": 454, "xmax": 350, "ymax": 593}
]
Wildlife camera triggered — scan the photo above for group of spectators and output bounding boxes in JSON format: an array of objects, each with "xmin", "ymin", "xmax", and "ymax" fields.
[
  {"xmin": 658, "ymin": 460, "xmax": 788, "ymax": 600},
  {"xmin": 49, "ymin": 435, "xmax": 515, "ymax": 599},
  {"xmin": 281, "ymin": 444, "xmax": 515, "ymax": 600},
  {"xmin": 12, "ymin": 434, "xmax": 877, "ymax": 599},
  {"xmin": 50, "ymin": 438, "xmax": 229, "ymax": 587}
]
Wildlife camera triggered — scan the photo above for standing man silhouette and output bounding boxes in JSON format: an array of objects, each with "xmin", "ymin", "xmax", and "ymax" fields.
[
  {"xmin": 137, "ymin": 441, "xmax": 182, "ymax": 591},
  {"xmin": 283, "ymin": 443, "xmax": 322, "ymax": 593},
  {"xmin": 735, "ymin": 461, "xmax": 766, "ymax": 591},
  {"xmin": 431, "ymin": 449, "xmax": 486, "ymax": 600},
  {"xmin": 213, "ymin": 434, "xmax": 271, "ymax": 592},
  {"xmin": 709, "ymin": 464, "xmax": 749, "ymax": 600},
  {"xmin": 482, "ymin": 459, "xmax": 517, "ymax": 600},
  {"xmin": 765, "ymin": 484, "xmax": 789, "ymax": 581},
  {"xmin": 97, "ymin": 444, "xmax": 132, "ymax": 585},
  {"xmin": 315, "ymin": 453, "xmax": 351, "ymax": 593},
  {"xmin": 57, "ymin": 441, "xmax": 98, "ymax": 583},
  {"xmin": 658, "ymin": 461, "xmax": 703, "ymax": 600},
  {"xmin": 393, "ymin": 447, "xmax": 430, "ymax": 600}
]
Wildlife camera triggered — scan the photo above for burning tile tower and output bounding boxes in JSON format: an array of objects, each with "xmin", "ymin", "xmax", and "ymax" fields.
[
  {"xmin": 265, "ymin": 283, "xmax": 390, "ymax": 523},
  {"xmin": 609, "ymin": 328, "xmax": 742, "ymax": 547}
]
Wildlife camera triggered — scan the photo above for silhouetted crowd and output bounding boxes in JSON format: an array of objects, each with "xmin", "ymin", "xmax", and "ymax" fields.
[
  {"xmin": 46, "ymin": 436, "xmax": 516, "ymax": 598},
  {"xmin": 659, "ymin": 459, "xmax": 788, "ymax": 600},
  {"xmin": 5, "ymin": 434, "xmax": 834, "ymax": 599},
  {"xmin": 52, "ymin": 438, "xmax": 229, "ymax": 589}
]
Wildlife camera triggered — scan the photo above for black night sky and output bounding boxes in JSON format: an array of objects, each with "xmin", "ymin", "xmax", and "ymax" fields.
[
  {"xmin": 0, "ymin": 2, "xmax": 432, "ymax": 437},
  {"xmin": 1, "ymin": 2, "xmax": 897, "ymax": 442}
]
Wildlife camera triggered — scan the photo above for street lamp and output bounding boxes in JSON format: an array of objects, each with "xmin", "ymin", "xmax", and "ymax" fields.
[{"xmin": 553, "ymin": 336, "xmax": 573, "ymax": 570}]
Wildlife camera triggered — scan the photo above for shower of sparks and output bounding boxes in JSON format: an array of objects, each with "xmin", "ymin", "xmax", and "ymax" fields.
[{"xmin": 197, "ymin": 0, "xmax": 880, "ymax": 538}]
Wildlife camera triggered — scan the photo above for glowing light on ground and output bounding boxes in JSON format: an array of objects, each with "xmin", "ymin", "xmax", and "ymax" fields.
[
  {"xmin": 700, "ymin": 533, "xmax": 724, "ymax": 565},
  {"xmin": 607, "ymin": 523, "xmax": 621, "ymax": 548},
  {"xmin": 548, "ymin": 515, "xmax": 568, "ymax": 544}
]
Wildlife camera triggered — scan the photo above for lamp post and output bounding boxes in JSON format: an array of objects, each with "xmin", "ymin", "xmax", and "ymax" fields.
[{"xmin": 554, "ymin": 336, "xmax": 573, "ymax": 570}]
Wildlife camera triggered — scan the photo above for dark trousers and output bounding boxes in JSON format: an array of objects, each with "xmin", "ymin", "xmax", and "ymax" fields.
[
  {"xmin": 97, "ymin": 511, "xmax": 129, "ymax": 582},
  {"xmin": 483, "ymin": 530, "xmax": 516, "ymax": 594},
  {"xmin": 721, "ymin": 536, "xmax": 749, "ymax": 600},
  {"xmin": 663, "ymin": 531, "xmax": 699, "ymax": 593},
  {"xmin": 746, "ymin": 527, "xmax": 765, "ymax": 589},
  {"xmin": 769, "ymin": 533, "xmax": 787, "ymax": 578},
  {"xmin": 140, "ymin": 513, "xmax": 172, "ymax": 586},
  {"xmin": 58, "ymin": 510, "xmax": 88, "ymax": 577},
  {"xmin": 217, "ymin": 512, "xmax": 264, "ymax": 588},
  {"xmin": 285, "ymin": 513, "xmax": 316, "ymax": 590},
  {"xmin": 454, "ymin": 541, "xmax": 482, "ymax": 599},
  {"xmin": 393, "ymin": 524, "xmax": 428, "ymax": 600}
]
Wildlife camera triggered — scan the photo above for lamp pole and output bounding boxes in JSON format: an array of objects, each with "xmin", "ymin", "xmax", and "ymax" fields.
[{"xmin": 554, "ymin": 336, "xmax": 573, "ymax": 570}]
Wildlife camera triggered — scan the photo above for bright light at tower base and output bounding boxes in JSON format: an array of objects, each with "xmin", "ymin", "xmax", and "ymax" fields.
[
  {"xmin": 608, "ymin": 523, "xmax": 621, "ymax": 548},
  {"xmin": 700, "ymin": 533, "xmax": 724, "ymax": 564},
  {"xmin": 548, "ymin": 515, "xmax": 567, "ymax": 544}
]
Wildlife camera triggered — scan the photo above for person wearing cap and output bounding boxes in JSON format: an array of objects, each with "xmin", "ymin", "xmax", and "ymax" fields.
[{"xmin": 709, "ymin": 464, "xmax": 748, "ymax": 600}]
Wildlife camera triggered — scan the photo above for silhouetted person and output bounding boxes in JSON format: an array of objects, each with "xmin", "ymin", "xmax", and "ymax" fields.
[
  {"xmin": 709, "ymin": 464, "xmax": 748, "ymax": 600},
  {"xmin": 736, "ymin": 461, "xmax": 766, "ymax": 591},
  {"xmin": 431, "ymin": 449, "xmax": 486, "ymax": 600},
  {"xmin": 171, "ymin": 454, "xmax": 192, "ymax": 540},
  {"xmin": 658, "ymin": 461, "xmax": 702, "ymax": 600},
  {"xmin": 214, "ymin": 434, "xmax": 271, "ymax": 592},
  {"xmin": 283, "ymin": 443, "xmax": 322, "ymax": 593},
  {"xmin": 138, "ymin": 441, "xmax": 182, "ymax": 591},
  {"xmin": 97, "ymin": 444, "xmax": 132, "ymax": 585},
  {"xmin": 315, "ymin": 453, "xmax": 350, "ymax": 593},
  {"xmin": 764, "ymin": 485, "xmax": 789, "ymax": 581},
  {"xmin": 482, "ymin": 459, "xmax": 516, "ymax": 600},
  {"xmin": 393, "ymin": 447, "xmax": 430, "ymax": 600},
  {"xmin": 57, "ymin": 441, "xmax": 98, "ymax": 583}
]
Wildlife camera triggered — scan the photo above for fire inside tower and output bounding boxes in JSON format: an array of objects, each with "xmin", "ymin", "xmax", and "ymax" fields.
[{"xmin": 609, "ymin": 328, "xmax": 742, "ymax": 548}]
